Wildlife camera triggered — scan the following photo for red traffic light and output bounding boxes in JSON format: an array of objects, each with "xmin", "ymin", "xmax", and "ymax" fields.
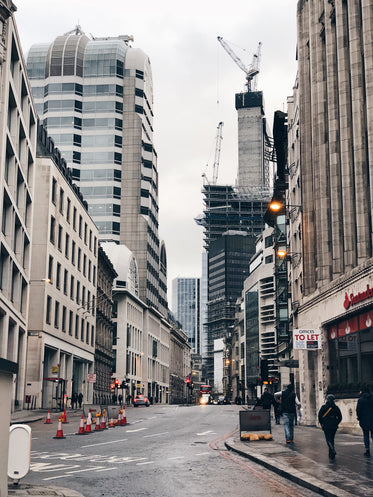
[
  {"xmin": 186, "ymin": 375, "xmax": 191, "ymax": 384},
  {"xmin": 110, "ymin": 383, "xmax": 115, "ymax": 390},
  {"xmin": 114, "ymin": 378, "xmax": 120, "ymax": 386}
]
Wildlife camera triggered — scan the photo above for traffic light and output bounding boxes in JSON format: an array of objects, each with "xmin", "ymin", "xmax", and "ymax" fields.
[
  {"xmin": 120, "ymin": 380, "xmax": 127, "ymax": 389},
  {"xmin": 260, "ymin": 359, "xmax": 269, "ymax": 382},
  {"xmin": 110, "ymin": 383, "xmax": 115, "ymax": 391},
  {"xmin": 114, "ymin": 378, "xmax": 120, "ymax": 387},
  {"xmin": 186, "ymin": 375, "xmax": 191, "ymax": 384}
]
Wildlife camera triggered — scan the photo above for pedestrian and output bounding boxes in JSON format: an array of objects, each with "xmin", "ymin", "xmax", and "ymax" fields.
[
  {"xmin": 356, "ymin": 388, "xmax": 373, "ymax": 457},
  {"xmin": 318, "ymin": 394, "xmax": 342, "ymax": 460},
  {"xmin": 280, "ymin": 384, "xmax": 301, "ymax": 444},
  {"xmin": 273, "ymin": 397, "xmax": 281, "ymax": 424},
  {"xmin": 78, "ymin": 392, "xmax": 83, "ymax": 408},
  {"xmin": 118, "ymin": 394, "xmax": 123, "ymax": 405},
  {"xmin": 259, "ymin": 388, "xmax": 275, "ymax": 410},
  {"xmin": 71, "ymin": 392, "xmax": 78, "ymax": 409}
]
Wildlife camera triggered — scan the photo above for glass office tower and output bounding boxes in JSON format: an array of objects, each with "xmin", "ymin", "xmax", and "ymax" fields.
[{"xmin": 26, "ymin": 28, "xmax": 165, "ymax": 311}]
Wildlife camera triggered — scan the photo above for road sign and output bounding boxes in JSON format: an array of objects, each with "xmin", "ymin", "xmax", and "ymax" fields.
[{"xmin": 87, "ymin": 373, "xmax": 96, "ymax": 383}]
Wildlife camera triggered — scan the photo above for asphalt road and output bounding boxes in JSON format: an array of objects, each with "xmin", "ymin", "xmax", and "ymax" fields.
[{"xmin": 23, "ymin": 404, "xmax": 320, "ymax": 497}]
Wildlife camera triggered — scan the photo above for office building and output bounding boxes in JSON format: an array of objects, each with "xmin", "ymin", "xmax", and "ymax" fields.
[
  {"xmin": 26, "ymin": 28, "xmax": 165, "ymax": 312},
  {"xmin": 172, "ymin": 277, "xmax": 201, "ymax": 354},
  {"xmin": 26, "ymin": 126, "xmax": 98, "ymax": 409}
]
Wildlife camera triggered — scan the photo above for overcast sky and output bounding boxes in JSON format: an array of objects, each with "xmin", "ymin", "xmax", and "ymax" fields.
[{"xmin": 14, "ymin": 0, "xmax": 298, "ymax": 301}]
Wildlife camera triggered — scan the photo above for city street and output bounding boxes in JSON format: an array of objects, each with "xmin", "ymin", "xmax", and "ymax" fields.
[{"xmin": 21, "ymin": 404, "xmax": 319, "ymax": 497}]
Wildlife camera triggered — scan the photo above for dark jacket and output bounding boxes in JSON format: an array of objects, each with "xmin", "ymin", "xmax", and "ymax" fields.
[
  {"xmin": 260, "ymin": 391, "xmax": 275, "ymax": 409},
  {"xmin": 356, "ymin": 392, "xmax": 373, "ymax": 429},
  {"xmin": 281, "ymin": 388, "xmax": 297, "ymax": 414},
  {"xmin": 318, "ymin": 401, "xmax": 342, "ymax": 431}
]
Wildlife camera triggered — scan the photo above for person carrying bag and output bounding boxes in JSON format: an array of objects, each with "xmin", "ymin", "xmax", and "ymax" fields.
[{"xmin": 318, "ymin": 394, "xmax": 342, "ymax": 460}]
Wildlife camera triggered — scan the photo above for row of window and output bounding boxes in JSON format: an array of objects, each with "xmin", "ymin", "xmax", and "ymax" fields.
[
  {"xmin": 45, "ymin": 295, "xmax": 94, "ymax": 345},
  {"xmin": 43, "ymin": 100, "xmax": 123, "ymax": 114},
  {"xmin": 43, "ymin": 116, "xmax": 122, "ymax": 131},
  {"xmin": 47, "ymin": 255, "xmax": 96, "ymax": 309},
  {"xmin": 33, "ymin": 83, "xmax": 124, "ymax": 98},
  {"xmin": 50, "ymin": 178, "xmax": 97, "ymax": 255}
]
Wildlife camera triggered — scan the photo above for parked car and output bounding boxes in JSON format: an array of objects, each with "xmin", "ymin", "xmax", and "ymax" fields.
[
  {"xmin": 133, "ymin": 394, "xmax": 150, "ymax": 407},
  {"xmin": 218, "ymin": 395, "xmax": 226, "ymax": 405}
]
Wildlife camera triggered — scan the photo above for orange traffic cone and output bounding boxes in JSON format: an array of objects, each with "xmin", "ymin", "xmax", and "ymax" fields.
[
  {"xmin": 123, "ymin": 408, "xmax": 127, "ymax": 425},
  {"xmin": 44, "ymin": 410, "xmax": 52, "ymax": 424},
  {"xmin": 109, "ymin": 417, "xmax": 115, "ymax": 428},
  {"xmin": 95, "ymin": 413, "xmax": 101, "ymax": 431},
  {"xmin": 100, "ymin": 410, "xmax": 107, "ymax": 430},
  {"xmin": 53, "ymin": 417, "xmax": 66, "ymax": 439},
  {"xmin": 77, "ymin": 414, "xmax": 86, "ymax": 435},
  {"xmin": 61, "ymin": 409, "xmax": 68, "ymax": 424},
  {"xmin": 117, "ymin": 411, "xmax": 122, "ymax": 426},
  {"xmin": 85, "ymin": 412, "xmax": 92, "ymax": 433}
]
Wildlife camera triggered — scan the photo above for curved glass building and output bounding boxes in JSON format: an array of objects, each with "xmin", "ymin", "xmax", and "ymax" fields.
[{"xmin": 27, "ymin": 28, "xmax": 165, "ymax": 312}]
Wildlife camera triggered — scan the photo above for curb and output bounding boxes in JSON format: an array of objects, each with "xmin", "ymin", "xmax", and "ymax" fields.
[
  {"xmin": 8, "ymin": 484, "xmax": 84, "ymax": 497},
  {"xmin": 225, "ymin": 438, "xmax": 355, "ymax": 497}
]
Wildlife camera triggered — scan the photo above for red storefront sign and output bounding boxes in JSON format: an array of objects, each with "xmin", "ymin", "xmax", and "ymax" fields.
[
  {"xmin": 343, "ymin": 284, "xmax": 373, "ymax": 309},
  {"xmin": 329, "ymin": 311, "xmax": 373, "ymax": 340}
]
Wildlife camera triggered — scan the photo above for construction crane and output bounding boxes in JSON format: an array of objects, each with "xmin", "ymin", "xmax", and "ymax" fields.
[
  {"xmin": 217, "ymin": 37, "xmax": 262, "ymax": 92},
  {"xmin": 202, "ymin": 121, "xmax": 224, "ymax": 185}
]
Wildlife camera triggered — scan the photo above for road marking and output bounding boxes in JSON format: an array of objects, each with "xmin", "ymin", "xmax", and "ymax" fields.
[
  {"xmin": 196, "ymin": 430, "xmax": 215, "ymax": 436},
  {"xmin": 81, "ymin": 438, "xmax": 128, "ymax": 448},
  {"xmin": 168, "ymin": 456, "xmax": 184, "ymax": 460},
  {"xmin": 96, "ymin": 467, "xmax": 118, "ymax": 472},
  {"xmin": 43, "ymin": 467, "xmax": 106, "ymax": 480},
  {"xmin": 195, "ymin": 452, "xmax": 210, "ymax": 456},
  {"xmin": 143, "ymin": 431, "xmax": 168, "ymax": 438},
  {"xmin": 126, "ymin": 428, "xmax": 147, "ymax": 433},
  {"xmin": 31, "ymin": 463, "xmax": 80, "ymax": 472},
  {"xmin": 136, "ymin": 461, "xmax": 154, "ymax": 465}
]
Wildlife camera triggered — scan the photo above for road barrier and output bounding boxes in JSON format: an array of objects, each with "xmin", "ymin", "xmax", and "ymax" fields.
[{"xmin": 239, "ymin": 409, "xmax": 272, "ymax": 441}]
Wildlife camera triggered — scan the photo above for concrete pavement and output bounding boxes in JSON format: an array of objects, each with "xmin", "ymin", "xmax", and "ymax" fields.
[
  {"xmin": 226, "ymin": 417, "xmax": 373, "ymax": 497},
  {"xmin": 8, "ymin": 406, "xmax": 373, "ymax": 497}
]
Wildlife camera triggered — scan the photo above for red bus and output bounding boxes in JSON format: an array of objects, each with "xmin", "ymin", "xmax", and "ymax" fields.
[{"xmin": 199, "ymin": 385, "xmax": 212, "ymax": 404}]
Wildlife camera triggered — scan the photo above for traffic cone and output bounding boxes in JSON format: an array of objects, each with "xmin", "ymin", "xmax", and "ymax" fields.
[
  {"xmin": 117, "ymin": 410, "xmax": 122, "ymax": 426},
  {"xmin": 109, "ymin": 417, "xmax": 115, "ymax": 428},
  {"xmin": 77, "ymin": 415, "xmax": 86, "ymax": 435},
  {"xmin": 95, "ymin": 413, "xmax": 101, "ymax": 431},
  {"xmin": 44, "ymin": 410, "xmax": 52, "ymax": 424},
  {"xmin": 100, "ymin": 409, "xmax": 107, "ymax": 430},
  {"xmin": 61, "ymin": 409, "xmax": 68, "ymax": 424},
  {"xmin": 53, "ymin": 417, "xmax": 66, "ymax": 439},
  {"xmin": 121, "ymin": 405, "xmax": 127, "ymax": 425},
  {"xmin": 85, "ymin": 412, "xmax": 92, "ymax": 433}
]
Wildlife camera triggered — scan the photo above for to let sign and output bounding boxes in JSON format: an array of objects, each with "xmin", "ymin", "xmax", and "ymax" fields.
[
  {"xmin": 293, "ymin": 329, "xmax": 321, "ymax": 350},
  {"xmin": 87, "ymin": 374, "xmax": 96, "ymax": 383}
]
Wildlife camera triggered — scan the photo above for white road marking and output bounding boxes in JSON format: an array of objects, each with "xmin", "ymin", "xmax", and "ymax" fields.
[
  {"xmin": 195, "ymin": 452, "xmax": 210, "ymax": 455},
  {"xmin": 136, "ymin": 461, "xmax": 154, "ymax": 465},
  {"xmin": 167, "ymin": 456, "xmax": 184, "ymax": 460},
  {"xmin": 143, "ymin": 431, "xmax": 168, "ymax": 438},
  {"xmin": 196, "ymin": 430, "xmax": 215, "ymax": 436},
  {"xmin": 31, "ymin": 463, "xmax": 80, "ymax": 472},
  {"xmin": 81, "ymin": 438, "xmax": 128, "ymax": 448},
  {"xmin": 43, "ymin": 466, "xmax": 106, "ymax": 480},
  {"xmin": 126, "ymin": 428, "xmax": 147, "ymax": 433},
  {"xmin": 96, "ymin": 467, "xmax": 118, "ymax": 472}
]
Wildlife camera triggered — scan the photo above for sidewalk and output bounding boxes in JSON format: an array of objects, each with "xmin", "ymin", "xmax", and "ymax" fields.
[{"xmin": 226, "ymin": 419, "xmax": 373, "ymax": 497}]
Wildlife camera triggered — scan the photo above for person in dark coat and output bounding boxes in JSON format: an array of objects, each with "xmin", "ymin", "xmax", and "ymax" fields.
[
  {"xmin": 318, "ymin": 394, "xmax": 342, "ymax": 459},
  {"xmin": 78, "ymin": 392, "xmax": 83, "ymax": 408},
  {"xmin": 260, "ymin": 388, "xmax": 275, "ymax": 409},
  {"xmin": 281, "ymin": 384, "xmax": 301, "ymax": 443},
  {"xmin": 356, "ymin": 388, "xmax": 373, "ymax": 457}
]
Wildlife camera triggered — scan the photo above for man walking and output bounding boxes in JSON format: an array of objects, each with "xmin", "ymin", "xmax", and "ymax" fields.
[
  {"xmin": 281, "ymin": 384, "xmax": 300, "ymax": 444},
  {"xmin": 356, "ymin": 388, "xmax": 373, "ymax": 457},
  {"xmin": 318, "ymin": 394, "xmax": 342, "ymax": 459}
]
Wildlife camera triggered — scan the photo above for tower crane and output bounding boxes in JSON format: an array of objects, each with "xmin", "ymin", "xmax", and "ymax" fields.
[
  {"xmin": 202, "ymin": 121, "xmax": 224, "ymax": 185},
  {"xmin": 217, "ymin": 37, "xmax": 262, "ymax": 92}
]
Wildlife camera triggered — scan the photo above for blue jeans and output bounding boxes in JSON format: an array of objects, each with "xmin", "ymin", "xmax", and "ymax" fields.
[
  {"xmin": 283, "ymin": 413, "xmax": 296, "ymax": 441},
  {"xmin": 363, "ymin": 428, "xmax": 373, "ymax": 450}
]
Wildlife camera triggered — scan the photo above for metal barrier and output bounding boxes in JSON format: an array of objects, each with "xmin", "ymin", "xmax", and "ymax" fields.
[
  {"xmin": 83, "ymin": 404, "xmax": 100, "ymax": 418},
  {"xmin": 106, "ymin": 405, "xmax": 121, "ymax": 419},
  {"xmin": 239, "ymin": 409, "xmax": 271, "ymax": 438}
]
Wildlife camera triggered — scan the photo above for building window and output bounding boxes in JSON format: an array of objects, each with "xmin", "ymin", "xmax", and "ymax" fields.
[
  {"xmin": 81, "ymin": 318, "xmax": 84, "ymax": 341},
  {"xmin": 75, "ymin": 315, "xmax": 79, "ymax": 338},
  {"xmin": 83, "ymin": 254, "xmax": 87, "ymax": 276},
  {"xmin": 63, "ymin": 269, "xmax": 68, "ymax": 294},
  {"xmin": 73, "ymin": 207, "xmax": 77, "ymax": 230},
  {"xmin": 70, "ymin": 275, "xmax": 74, "ymax": 300},
  {"xmin": 68, "ymin": 310, "xmax": 73, "ymax": 335},
  {"xmin": 84, "ymin": 223, "xmax": 87, "ymax": 244},
  {"xmin": 71, "ymin": 240, "xmax": 76, "ymax": 265},
  {"xmin": 56, "ymin": 262, "xmax": 61, "ymax": 289},
  {"xmin": 76, "ymin": 281, "xmax": 80, "ymax": 304},
  {"xmin": 58, "ymin": 225, "xmax": 63, "ymax": 251},
  {"xmin": 46, "ymin": 295, "xmax": 52, "ymax": 324},
  {"xmin": 77, "ymin": 248, "xmax": 81, "ymax": 271},
  {"xmin": 50, "ymin": 216, "xmax": 56, "ymax": 244},
  {"xmin": 91, "ymin": 325, "xmax": 94, "ymax": 346},
  {"xmin": 48, "ymin": 255, "xmax": 53, "ymax": 281},
  {"xmin": 65, "ymin": 233, "xmax": 70, "ymax": 258},
  {"xmin": 79, "ymin": 215, "xmax": 82, "ymax": 238},
  {"xmin": 51, "ymin": 177, "xmax": 57, "ymax": 204},
  {"xmin": 59, "ymin": 188, "xmax": 64, "ymax": 213},
  {"xmin": 54, "ymin": 301, "xmax": 59, "ymax": 328},
  {"xmin": 62, "ymin": 306, "xmax": 66, "ymax": 332},
  {"xmin": 66, "ymin": 198, "xmax": 71, "ymax": 222}
]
